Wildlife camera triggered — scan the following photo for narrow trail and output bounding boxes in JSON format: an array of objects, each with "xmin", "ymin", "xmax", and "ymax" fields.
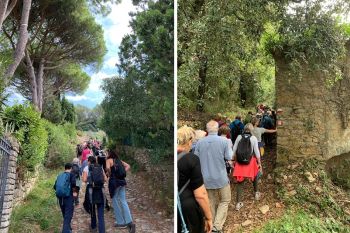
[
  {"xmin": 71, "ymin": 172, "xmax": 173, "ymax": 233},
  {"xmin": 223, "ymin": 144, "xmax": 286, "ymax": 233},
  {"xmin": 71, "ymin": 135, "xmax": 173, "ymax": 232}
]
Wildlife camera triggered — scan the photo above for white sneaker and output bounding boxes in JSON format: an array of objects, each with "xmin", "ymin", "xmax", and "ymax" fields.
[
  {"xmin": 235, "ymin": 202, "xmax": 243, "ymax": 211},
  {"xmin": 255, "ymin": 192, "xmax": 261, "ymax": 201}
]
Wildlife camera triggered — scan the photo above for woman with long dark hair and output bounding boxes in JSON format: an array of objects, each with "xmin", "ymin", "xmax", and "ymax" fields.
[{"xmin": 105, "ymin": 149, "xmax": 135, "ymax": 233}]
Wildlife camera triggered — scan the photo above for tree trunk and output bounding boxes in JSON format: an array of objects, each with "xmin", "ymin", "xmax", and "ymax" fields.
[
  {"xmin": 25, "ymin": 51, "xmax": 39, "ymax": 111},
  {"xmin": 4, "ymin": 0, "xmax": 31, "ymax": 84},
  {"xmin": 196, "ymin": 55, "xmax": 207, "ymax": 112},
  {"xmin": 0, "ymin": 0, "xmax": 10, "ymax": 30},
  {"xmin": 37, "ymin": 60, "xmax": 44, "ymax": 112}
]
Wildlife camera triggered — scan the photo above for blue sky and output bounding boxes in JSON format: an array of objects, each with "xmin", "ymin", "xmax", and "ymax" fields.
[{"xmin": 65, "ymin": 0, "xmax": 138, "ymax": 109}]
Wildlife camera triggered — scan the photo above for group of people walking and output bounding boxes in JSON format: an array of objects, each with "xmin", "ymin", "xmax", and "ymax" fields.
[
  {"xmin": 54, "ymin": 139, "xmax": 136, "ymax": 233},
  {"xmin": 177, "ymin": 106, "xmax": 277, "ymax": 233}
]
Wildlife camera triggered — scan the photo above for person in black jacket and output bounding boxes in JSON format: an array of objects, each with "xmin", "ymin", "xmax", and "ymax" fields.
[
  {"xmin": 106, "ymin": 149, "xmax": 135, "ymax": 233},
  {"xmin": 82, "ymin": 156, "xmax": 107, "ymax": 233}
]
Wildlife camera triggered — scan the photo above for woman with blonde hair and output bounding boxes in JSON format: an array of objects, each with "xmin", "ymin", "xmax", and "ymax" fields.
[
  {"xmin": 177, "ymin": 126, "xmax": 212, "ymax": 233},
  {"xmin": 232, "ymin": 123, "xmax": 262, "ymax": 211}
]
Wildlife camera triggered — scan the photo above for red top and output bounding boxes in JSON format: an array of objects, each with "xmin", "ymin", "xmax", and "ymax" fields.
[
  {"xmin": 232, "ymin": 156, "xmax": 259, "ymax": 182},
  {"xmin": 82, "ymin": 148, "xmax": 91, "ymax": 162}
]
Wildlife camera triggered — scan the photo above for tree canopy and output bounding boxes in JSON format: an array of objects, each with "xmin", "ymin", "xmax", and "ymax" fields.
[
  {"xmin": 2, "ymin": 0, "xmax": 106, "ymax": 112},
  {"xmin": 101, "ymin": 0, "xmax": 174, "ymax": 160},
  {"xmin": 178, "ymin": 0, "xmax": 350, "ymax": 112},
  {"xmin": 76, "ymin": 104, "xmax": 102, "ymax": 132}
]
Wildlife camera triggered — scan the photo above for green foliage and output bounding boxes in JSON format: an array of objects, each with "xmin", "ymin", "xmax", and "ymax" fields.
[
  {"xmin": 257, "ymin": 210, "xmax": 350, "ymax": 233},
  {"xmin": 88, "ymin": 0, "xmax": 121, "ymax": 16},
  {"xmin": 178, "ymin": 0, "xmax": 276, "ymax": 112},
  {"xmin": 42, "ymin": 64, "xmax": 91, "ymax": 101},
  {"xmin": 42, "ymin": 97, "xmax": 76, "ymax": 124},
  {"xmin": 44, "ymin": 121, "xmax": 76, "ymax": 168},
  {"xmin": 61, "ymin": 97, "xmax": 76, "ymax": 123},
  {"xmin": 4, "ymin": 0, "xmax": 106, "ymax": 109},
  {"xmin": 3, "ymin": 104, "xmax": 48, "ymax": 174},
  {"xmin": 101, "ymin": 0, "xmax": 173, "ymax": 162},
  {"xmin": 266, "ymin": 1, "xmax": 347, "ymax": 82},
  {"xmin": 75, "ymin": 104, "xmax": 102, "ymax": 131},
  {"xmin": 9, "ymin": 169, "xmax": 62, "ymax": 233},
  {"xmin": 274, "ymin": 159, "xmax": 350, "ymax": 225},
  {"xmin": 178, "ymin": 0, "xmax": 350, "ymax": 113},
  {"xmin": 42, "ymin": 98, "xmax": 64, "ymax": 124}
]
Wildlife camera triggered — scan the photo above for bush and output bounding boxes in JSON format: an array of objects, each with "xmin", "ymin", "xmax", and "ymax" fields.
[
  {"xmin": 3, "ymin": 104, "xmax": 48, "ymax": 175},
  {"xmin": 61, "ymin": 122, "xmax": 77, "ymax": 143},
  {"xmin": 44, "ymin": 121, "xmax": 76, "ymax": 168}
]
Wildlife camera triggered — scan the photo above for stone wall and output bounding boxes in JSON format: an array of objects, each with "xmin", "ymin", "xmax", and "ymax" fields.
[
  {"xmin": 12, "ymin": 170, "xmax": 39, "ymax": 207},
  {"xmin": 275, "ymin": 47, "xmax": 350, "ymax": 163},
  {"xmin": 117, "ymin": 146, "xmax": 173, "ymax": 205},
  {"xmin": 0, "ymin": 137, "xmax": 39, "ymax": 233},
  {"xmin": 0, "ymin": 136, "xmax": 19, "ymax": 233}
]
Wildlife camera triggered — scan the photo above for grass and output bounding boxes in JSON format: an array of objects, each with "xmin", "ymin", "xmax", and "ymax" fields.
[
  {"xmin": 270, "ymin": 158, "xmax": 350, "ymax": 232},
  {"xmin": 256, "ymin": 210, "xmax": 350, "ymax": 233},
  {"xmin": 9, "ymin": 168, "xmax": 62, "ymax": 233}
]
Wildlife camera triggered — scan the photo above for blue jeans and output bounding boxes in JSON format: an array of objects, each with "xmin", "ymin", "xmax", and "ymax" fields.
[
  {"xmin": 58, "ymin": 195, "xmax": 74, "ymax": 233},
  {"xmin": 112, "ymin": 186, "xmax": 133, "ymax": 225},
  {"xmin": 80, "ymin": 160, "xmax": 88, "ymax": 175},
  {"xmin": 91, "ymin": 203, "xmax": 105, "ymax": 233}
]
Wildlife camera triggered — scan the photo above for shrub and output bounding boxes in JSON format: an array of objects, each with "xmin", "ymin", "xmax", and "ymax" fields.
[
  {"xmin": 61, "ymin": 122, "xmax": 77, "ymax": 143},
  {"xmin": 44, "ymin": 121, "xmax": 76, "ymax": 168},
  {"xmin": 3, "ymin": 104, "xmax": 48, "ymax": 175}
]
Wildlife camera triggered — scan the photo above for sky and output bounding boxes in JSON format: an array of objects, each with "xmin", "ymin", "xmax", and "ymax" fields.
[{"xmin": 65, "ymin": 0, "xmax": 138, "ymax": 109}]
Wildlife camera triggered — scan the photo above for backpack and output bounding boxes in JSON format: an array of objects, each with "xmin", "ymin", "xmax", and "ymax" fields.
[
  {"xmin": 88, "ymin": 164, "xmax": 104, "ymax": 189},
  {"xmin": 71, "ymin": 164, "xmax": 80, "ymax": 179},
  {"xmin": 113, "ymin": 159, "xmax": 126, "ymax": 179},
  {"xmin": 55, "ymin": 172, "xmax": 71, "ymax": 198},
  {"xmin": 261, "ymin": 115, "xmax": 273, "ymax": 129},
  {"xmin": 236, "ymin": 133, "xmax": 253, "ymax": 165}
]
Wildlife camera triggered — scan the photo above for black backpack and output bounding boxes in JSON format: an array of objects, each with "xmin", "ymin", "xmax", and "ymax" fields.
[
  {"xmin": 236, "ymin": 133, "xmax": 253, "ymax": 165},
  {"xmin": 113, "ymin": 159, "xmax": 126, "ymax": 179},
  {"xmin": 71, "ymin": 164, "xmax": 80, "ymax": 179},
  {"xmin": 88, "ymin": 164, "xmax": 104, "ymax": 188}
]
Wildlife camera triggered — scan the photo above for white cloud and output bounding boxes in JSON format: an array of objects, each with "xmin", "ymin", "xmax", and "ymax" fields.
[
  {"xmin": 101, "ymin": 0, "xmax": 138, "ymax": 46},
  {"xmin": 66, "ymin": 95, "xmax": 89, "ymax": 101},
  {"xmin": 104, "ymin": 57, "xmax": 119, "ymax": 69},
  {"xmin": 88, "ymin": 72, "xmax": 111, "ymax": 92}
]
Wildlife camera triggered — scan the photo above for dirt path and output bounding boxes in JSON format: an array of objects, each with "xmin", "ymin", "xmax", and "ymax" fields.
[
  {"xmin": 71, "ymin": 135, "xmax": 173, "ymax": 232},
  {"xmin": 71, "ymin": 172, "xmax": 173, "ymax": 233},
  {"xmin": 223, "ymin": 145, "xmax": 285, "ymax": 233}
]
